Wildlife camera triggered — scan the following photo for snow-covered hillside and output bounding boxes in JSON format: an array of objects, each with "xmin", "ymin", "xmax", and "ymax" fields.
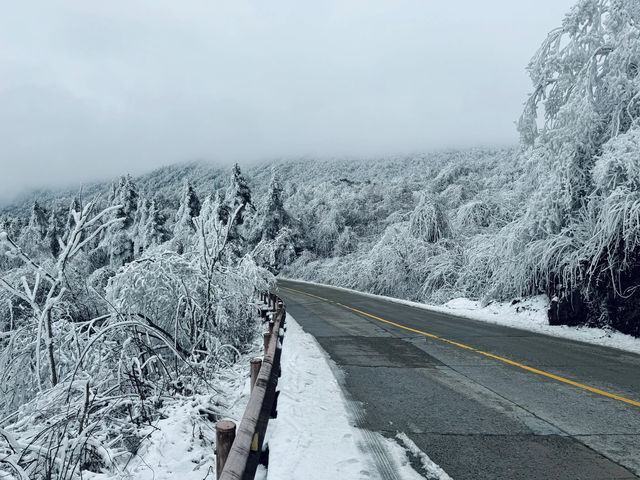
[
  {"xmin": 0, "ymin": 166, "xmax": 276, "ymax": 479},
  {"xmin": 2, "ymin": 1, "xmax": 640, "ymax": 477}
]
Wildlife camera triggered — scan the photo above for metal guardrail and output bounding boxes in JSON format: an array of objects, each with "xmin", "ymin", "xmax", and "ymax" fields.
[{"xmin": 216, "ymin": 292, "xmax": 285, "ymax": 480}]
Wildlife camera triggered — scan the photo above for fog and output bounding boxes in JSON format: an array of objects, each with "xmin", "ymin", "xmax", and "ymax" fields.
[{"xmin": 0, "ymin": 0, "xmax": 575, "ymax": 202}]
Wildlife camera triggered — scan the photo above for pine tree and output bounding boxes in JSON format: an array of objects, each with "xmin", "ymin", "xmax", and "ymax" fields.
[
  {"xmin": 215, "ymin": 190, "xmax": 229, "ymax": 224},
  {"xmin": 172, "ymin": 182, "xmax": 201, "ymax": 254},
  {"xmin": 224, "ymin": 164, "xmax": 253, "ymax": 253},
  {"xmin": 17, "ymin": 201, "xmax": 49, "ymax": 257},
  {"xmin": 252, "ymin": 176, "xmax": 289, "ymax": 243},
  {"xmin": 134, "ymin": 197, "xmax": 149, "ymax": 256},
  {"xmin": 226, "ymin": 164, "xmax": 253, "ymax": 226},
  {"xmin": 46, "ymin": 210, "xmax": 60, "ymax": 259},
  {"xmin": 174, "ymin": 182, "xmax": 201, "ymax": 234},
  {"xmin": 143, "ymin": 200, "xmax": 169, "ymax": 250},
  {"xmin": 103, "ymin": 175, "xmax": 139, "ymax": 267},
  {"xmin": 117, "ymin": 175, "xmax": 139, "ymax": 229},
  {"xmin": 28, "ymin": 201, "xmax": 48, "ymax": 239}
]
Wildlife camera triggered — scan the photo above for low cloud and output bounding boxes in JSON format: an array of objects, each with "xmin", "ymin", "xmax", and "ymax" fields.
[{"xmin": 0, "ymin": 0, "xmax": 575, "ymax": 202}]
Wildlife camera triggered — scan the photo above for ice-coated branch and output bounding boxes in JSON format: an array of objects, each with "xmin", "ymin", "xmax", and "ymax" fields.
[{"xmin": 0, "ymin": 233, "xmax": 56, "ymax": 284}]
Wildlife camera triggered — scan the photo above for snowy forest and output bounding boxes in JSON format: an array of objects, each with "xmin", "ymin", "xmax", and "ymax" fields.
[{"xmin": 2, "ymin": 0, "xmax": 640, "ymax": 478}]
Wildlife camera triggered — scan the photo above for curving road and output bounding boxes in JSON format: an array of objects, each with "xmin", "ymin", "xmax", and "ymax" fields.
[{"xmin": 277, "ymin": 279, "xmax": 640, "ymax": 480}]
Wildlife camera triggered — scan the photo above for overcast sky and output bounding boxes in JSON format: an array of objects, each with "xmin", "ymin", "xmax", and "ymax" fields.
[{"xmin": 0, "ymin": 0, "xmax": 576, "ymax": 202}]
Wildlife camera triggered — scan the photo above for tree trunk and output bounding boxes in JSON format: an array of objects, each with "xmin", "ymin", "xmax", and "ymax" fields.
[{"xmin": 46, "ymin": 310, "xmax": 58, "ymax": 387}]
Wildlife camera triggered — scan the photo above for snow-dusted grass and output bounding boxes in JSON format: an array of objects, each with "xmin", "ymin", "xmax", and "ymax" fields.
[
  {"xmin": 280, "ymin": 278, "xmax": 640, "ymax": 355},
  {"xmin": 84, "ymin": 341, "xmax": 259, "ymax": 480},
  {"xmin": 264, "ymin": 313, "xmax": 451, "ymax": 480},
  {"xmin": 86, "ymin": 399, "xmax": 220, "ymax": 480}
]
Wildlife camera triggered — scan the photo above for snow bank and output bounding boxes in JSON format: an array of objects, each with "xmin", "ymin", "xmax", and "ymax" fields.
[
  {"xmin": 280, "ymin": 278, "xmax": 640, "ymax": 355},
  {"xmin": 264, "ymin": 313, "xmax": 451, "ymax": 480}
]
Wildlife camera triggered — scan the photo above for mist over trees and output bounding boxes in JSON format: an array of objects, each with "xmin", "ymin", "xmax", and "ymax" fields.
[
  {"xmin": 281, "ymin": 0, "xmax": 640, "ymax": 337},
  {"xmin": 1, "ymin": 0, "xmax": 640, "ymax": 477}
]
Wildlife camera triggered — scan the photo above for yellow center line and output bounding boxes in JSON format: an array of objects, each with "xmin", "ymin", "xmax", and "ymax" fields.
[{"xmin": 282, "ymin": 286, "xmax": 640, "ymax": 408}]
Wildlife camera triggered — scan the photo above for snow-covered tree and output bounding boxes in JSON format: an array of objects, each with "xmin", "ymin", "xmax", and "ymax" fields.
[
  {"xmin": 0, "ymin": 200, "xmax": 123, "ymax": 388},
  {"xmin": 492, "ymin": 0, "xmax": 640, "ymax": 333},
  {"xmin": 133, "ymin": 196, "xmax": 149, "ymax": 256},
  {"xmin": 227, "ymin": 163, "xmax": 252, "ymax": 219},
  {"xmin": 142, "ymin": 199, "xmax": 169, "ymax": 250},
  {"xmin": 518, "ymin": 0, "xmax": 640, "ymax": 229},
  {"xmin": 227, "ymin": 165, "xmax": 252, "ymax": 222},
  {"xmin": 221, "ymin": 164, "xmax": 254, "ymax": 256},
  {"xmin": 173, "ymin": 181, "xmax": 201, "ymax": 253},
  {"xmin": 63, "ymin": 197, "xmax": 82, "ymax": 242},
  {"xmin": 179, "ymin": 181, "xmax": 201, "ymax": 222},
  {"xmin": 102, "ymin": 176, "xmax": 139, "ymax": 267},
  {"xmin": 17, "ymin": 201, "xmax": 50, "ymax": 258},
  {"xmin": 252, "ymin": 176, "xmax": 290, "ymax": 243},
  {"xmin": 46, "ymin": 209, "xmax": 61, "ymax": 258},
  {"xmin": 409, "ymin": 193, "xmax": 450, "ymax": 242}
]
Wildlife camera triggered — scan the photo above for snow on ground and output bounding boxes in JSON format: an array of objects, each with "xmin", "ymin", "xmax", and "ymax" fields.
[
  {"xmin": 280, "ymin": 278, "xmax": 640, "ymax": 355},
  {"xmin": 263, "ymin": 313, "xmax": 451, "ymax": 480},
  {"xmin": 395, "ymin": 434, "xmax": 451, "ymax": 480},
  {"xmin": 87, "ymin": 399, "xmax": 219, "ymax": 480},
  {"xmin": 86, "ymin": 343, "xmax": 259, "ymax": 480}
]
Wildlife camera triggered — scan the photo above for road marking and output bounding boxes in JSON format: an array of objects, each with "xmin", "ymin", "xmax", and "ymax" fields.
[{"xmin": 281, "ymin": 286, "xmax": 640, "ymax": 408}]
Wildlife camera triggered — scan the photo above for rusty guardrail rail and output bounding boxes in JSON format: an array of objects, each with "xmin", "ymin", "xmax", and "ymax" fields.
[{"xmin": 216, "ymin": 292, "xmax": 285, "ymax": 480}]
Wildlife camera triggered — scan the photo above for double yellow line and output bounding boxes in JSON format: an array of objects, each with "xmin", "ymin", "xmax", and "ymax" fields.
[{"xmin": 282, "ymin": 286, "xmax": 640, "ymax": 408}]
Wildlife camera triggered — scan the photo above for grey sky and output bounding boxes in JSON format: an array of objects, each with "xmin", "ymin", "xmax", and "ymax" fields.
[{"xmin": 0, "ymin": 0, "xmax": 575, "ymax": 202}]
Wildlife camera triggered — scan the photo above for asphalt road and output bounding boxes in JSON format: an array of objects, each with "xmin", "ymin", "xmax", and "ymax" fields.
[{"xmin": 277, "ymin": 279, "xmax": 640, "ymax": 480}]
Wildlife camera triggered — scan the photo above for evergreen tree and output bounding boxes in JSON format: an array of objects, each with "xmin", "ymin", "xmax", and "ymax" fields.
[
  {"xmin": 177, "ymin": 181, "xmax": 201, "ymax": 223},
  {"xmin": 27, "ymin": 201, "xmax": 48, "ymax": 239},
  {"xmin": 17, "ymin": 201, "xmax": 49, "ymax": 257},
  {"xmin": 215, "ymin": 190, "xmax": 229, "ymax": 224},
  {"xmin": 252, "ymin": 176, "xmax": 289, "ymax": 243},
  {"xmin": 134, "ymin": 197, "xmax": 149, "ymax": 256},
  {"xmin": 224, "ymin": 164, "xmax": 253, "ymax": 253},
  {"xmin": 172, "ymin": 182, "xmax": 201, "ymax": 254},
  {"xmin": 117, "ymin": 175, "xmax": 139, "ymax": 229},
  {"xmin": 102, "ymin": 175, "xmax": 139, "ymax": 267},
  {"xmin": 46, "ymin": 210, "xmax": 60, "ymax": 259},
  {"xmin": 226, "ymin": 164, "xmax": 253, "ymax": 226},
  {"xmin": 142, "ymin": 199, "xmax": 169, "ymax": 250}
]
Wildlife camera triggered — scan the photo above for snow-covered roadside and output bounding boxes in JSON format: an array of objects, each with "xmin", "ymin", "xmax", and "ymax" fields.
[
  {"xmin": 279, "ymin": 278, "xmax": 640, "ymax": 355},
  {"xmin": 263, "ymin": 313, "xmax": 451, "ymax": 480},
  {"xmin": 85, "ymin": 345, "xmax": 258, "ymax": 480}
]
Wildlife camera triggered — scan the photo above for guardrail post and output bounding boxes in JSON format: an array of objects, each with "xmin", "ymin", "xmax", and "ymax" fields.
[
  {"xmin": 263, "ymin": 332, "xmax": 271, "ymax": 353},
  {"xmin": 216, "ymin": 420, "xmax": 236, "ymax": 479},
  {"xmin": 250, "ymin": 358, "xmax": 262, "ymax": 392}
]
